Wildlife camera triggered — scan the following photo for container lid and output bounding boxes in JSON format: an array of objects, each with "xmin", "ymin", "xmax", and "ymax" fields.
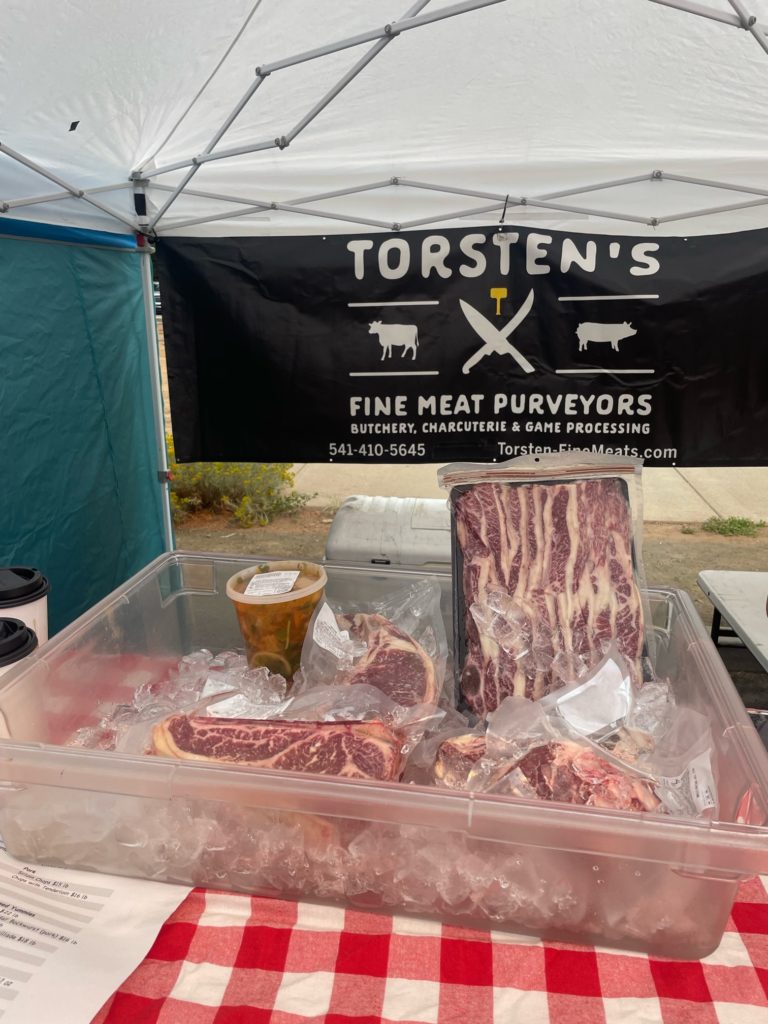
[
  {"xmin": 0, "ymin": 618, "xmax": 38, "ymax": 667},
  {"xmin": 226, "ymin": 560, "xmax": 327, "ymax": 605},
  {"xmin": 0, "ymin": 567, "xmax": 50, "ymax": 608}
]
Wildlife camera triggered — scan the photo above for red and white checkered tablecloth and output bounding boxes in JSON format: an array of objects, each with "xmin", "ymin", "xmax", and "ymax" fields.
[{"xmin": 90, "ymin": 876, "xmax": 768, "ymax": 1024}]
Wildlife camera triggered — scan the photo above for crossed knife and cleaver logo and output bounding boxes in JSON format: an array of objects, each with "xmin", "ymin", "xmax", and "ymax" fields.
[{"xmin": 459, "ymin": 290, "xmax": 535, "ymax": 375}]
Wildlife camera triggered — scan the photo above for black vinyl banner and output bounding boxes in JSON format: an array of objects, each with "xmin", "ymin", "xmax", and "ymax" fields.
[{"xmin": 156, "ymin": 225, "xmax": 768, "ymax": 465}]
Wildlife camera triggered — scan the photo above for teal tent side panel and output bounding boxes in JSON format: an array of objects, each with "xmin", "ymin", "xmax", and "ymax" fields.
[{"xmin": 0, "ymin": 235, "xmax": 165, "ymax": 635}]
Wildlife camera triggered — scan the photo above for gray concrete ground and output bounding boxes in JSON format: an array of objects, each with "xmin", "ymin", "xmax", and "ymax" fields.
[{"xmin": 294, "ymin": 464, "xmax": 768, "ymax": 522}]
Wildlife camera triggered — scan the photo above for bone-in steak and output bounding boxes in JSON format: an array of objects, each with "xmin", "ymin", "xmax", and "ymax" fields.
[
  {"xmin": 455, "ymin": 477, "xmax": 644, "ymax": 715},
  {"xmin": 434, "ymin": 733, "xmax": 487, "ymax": 789},
  {"xmin": 152, "ymin": 715, "xmax": 403, "ymax": 781},
  {"xmin": 499, "ymin": 740, "xmax": 660, "ymax": 812},
  {"xmin": 338, "ymin": 612, "xmax": 438, "ymax": 707}
]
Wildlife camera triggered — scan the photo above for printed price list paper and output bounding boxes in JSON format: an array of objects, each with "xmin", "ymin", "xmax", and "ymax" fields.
[{"xmin": 0, "ymin": 848, "xmax": 190, "ymax": 1023}]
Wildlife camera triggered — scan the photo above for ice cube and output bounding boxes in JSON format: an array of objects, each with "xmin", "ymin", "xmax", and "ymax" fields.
[
  {"xmin": 239, "ymin": 666, "xmax": 287, "ymax": 703},
  {"xmin": 180, "ymin": 650, "xmax": 213, "ymax": 672},
  {"xmin": 209, "ymin": 650, "xmax": 244, "ymax": 670},
  {"xmin": 551, "ymin": 649, "xmax": 588, "ymax": 687},
  {"xmin": 630, "ymin": 678, "xmax": 674, "ymax": 736},
  {"xmin": 134, "ymin": 700, "xmax": 177, "ymax": 722},
  {"xmin": 114, "ymin": 823, "xmax": 148, "ymax": 849},
  {"xmin": 165, "ymin": 668, "xmax": 205, "ymax": 706},
  {"xmin": 110, "ymin": 704, "xmax": 139, "ymax": 726},
  {"xmin": 69, "ymin": 722, "xmax": 118, "ymax": 751},
  {"xmin": 133, "ymin": 678, "xmax": 167, "ymax": 710}
]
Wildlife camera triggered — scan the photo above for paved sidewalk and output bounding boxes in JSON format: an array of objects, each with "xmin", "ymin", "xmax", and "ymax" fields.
[{"xmin": 293, "ymin": 464, "xmax": 768, "ymax": 523}]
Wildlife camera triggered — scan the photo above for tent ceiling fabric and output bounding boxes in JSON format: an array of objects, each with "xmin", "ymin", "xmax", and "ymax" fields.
[{"xmin": 4, "ymin": 0, "xmax": 768, "ymax": 236}]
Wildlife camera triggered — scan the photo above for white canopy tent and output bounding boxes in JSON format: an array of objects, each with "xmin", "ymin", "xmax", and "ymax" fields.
[{"xmin": 4, "ymin": 0, "xmax": 768, "ymax": 240}]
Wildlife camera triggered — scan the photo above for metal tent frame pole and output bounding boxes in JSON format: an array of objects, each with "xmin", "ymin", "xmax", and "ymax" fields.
[
  {"xmin": 141, "ymin": 0, "xmax": 267, "ymax": 170},
  {"xmin": 138, "ymin": 170, "xmax": 768, "ymax": 232},
  {"xmin": 143, "ymin": 0, "xmax": 488, "ymax": 230},
  {"xmin": 0, "ymin": 143, "xmax": 137, "ymax": 230},
  {"xmin": 726, "ymin": 0, "xmax": 768, "ymax": 55},
  {"xmin": 139, "ymin": 0, "xmax": 503, "ymax": 181},
  {"xmin": 147, "ymin": 72, "xmax": 271, "ymax": 229},
  {"xmin": 138, "ymin": 248, "xmax": 174, "ymax": 551},
  {"xmin": 167, "ymin": 202, "xmax": 394, "ymax": 233},
  {"xmin": 5, "ymin": 182, "xmax": 133, "ymax": 212},
  {"xmin": 15, "ymin": 166, "xmax": 768, "ymax": 233},
  {"xmin": 649, "ymin": 0, "xmax": 751, "ymax": 28}
]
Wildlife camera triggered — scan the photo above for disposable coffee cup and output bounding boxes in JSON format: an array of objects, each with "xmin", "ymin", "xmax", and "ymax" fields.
[
  {"xmin": 226, "ymin": 561, "xmax": 327, "ymax": 678},
  {"xmin": 0, "ymin": 618, "xmax": 38, "ymax": 679},
  {"xmin": 0, "ymin": 567, "xmax": 50, "ymax": 644}
]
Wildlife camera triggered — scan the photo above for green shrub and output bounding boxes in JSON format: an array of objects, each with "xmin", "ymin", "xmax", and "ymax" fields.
[
  {"xmin": 701, "ymin": 516, "xmax": 766, "ymax": 537},
  {"xmin": 167, "ymin": 436, "xmax": 310, "ymax": 527}
]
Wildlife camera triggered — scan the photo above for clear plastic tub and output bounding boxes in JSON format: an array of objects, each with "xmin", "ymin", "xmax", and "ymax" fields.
[{"xmin": 0, "ymin": 552, "xmax": 765, "ymax": 959}]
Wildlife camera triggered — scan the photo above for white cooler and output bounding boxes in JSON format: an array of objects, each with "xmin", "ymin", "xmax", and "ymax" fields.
[{"xmin": 324, "ymin": 495, "xmax": 451, "ymax": 568}]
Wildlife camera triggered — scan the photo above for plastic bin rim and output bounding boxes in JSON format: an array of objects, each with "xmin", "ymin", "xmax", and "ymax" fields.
[
  {"xmin": 0, "ymin": 734, "xmax": 765, "ymax": 850},
  {"xmin": 0, "ymin": 552, "xmax": 453, "ymax": 678}
]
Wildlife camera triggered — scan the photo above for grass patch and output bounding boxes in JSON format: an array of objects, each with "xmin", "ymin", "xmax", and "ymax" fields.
[
  {"xmin": 680, "ymin": 524, "xmax": 697, "ymax": 535},
  {"xmin": 701, "ymin": 516, "xmax": 766, "ymax": 538}
]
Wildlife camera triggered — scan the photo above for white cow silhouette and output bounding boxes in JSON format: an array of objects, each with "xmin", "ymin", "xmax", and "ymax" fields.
[{"xmin": 368, "ymin": 321, "xmax": 419, "ymax": 360}]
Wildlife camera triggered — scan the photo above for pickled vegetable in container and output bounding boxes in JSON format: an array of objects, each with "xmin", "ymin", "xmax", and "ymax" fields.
[{"xmin": 226, "ymin": 561, "xmax": 326, "ymax": 678}]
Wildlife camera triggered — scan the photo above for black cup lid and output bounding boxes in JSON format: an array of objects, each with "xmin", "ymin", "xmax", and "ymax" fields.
[
  {"xmin": 0, "ymin": 567, "xmax": 50, "ymax": 608},
  {"xmin": 0, "ymin": 618, "xmax": 38, "ymax": 667}
]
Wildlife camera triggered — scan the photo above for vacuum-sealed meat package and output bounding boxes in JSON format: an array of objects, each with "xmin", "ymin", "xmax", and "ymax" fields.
[
  {"xmin": 422, "ymin": 645, "xmax": 718, "ymax": 821},
  {"xmin": 149, "ymin": 681, "xmax": 445, "ymax": 783},
  {"xmin": 439, "ymin": 451, "xmax": 652, "ymax": 717},
  {"xmin": 295, "ymin": 578, "xmax": 451, "ymax": 708}
]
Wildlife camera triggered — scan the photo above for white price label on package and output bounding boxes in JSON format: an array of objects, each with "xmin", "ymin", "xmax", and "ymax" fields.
[
  {"xmin": 659, "ymin": 750, "xmax": 717, "ymax": 815},
  {"xmin": 544, "ymin": 657, "xmax": 632, "ymax": 738},
  {"xmin": 244, "ymin": 570, "xmax": 300, "ymax": 597},
  {"xmin": 313, "ymin": 602, "xmax": 352, "ymax": 659}
]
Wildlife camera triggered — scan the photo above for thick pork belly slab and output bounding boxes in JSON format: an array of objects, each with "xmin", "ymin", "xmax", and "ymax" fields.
[{"xmin": 455, "ymin": 478, "xmax": 644, "ymax": 715}]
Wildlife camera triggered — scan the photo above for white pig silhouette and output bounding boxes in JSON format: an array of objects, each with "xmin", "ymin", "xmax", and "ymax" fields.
[{"xmin": 576, "ymin": 321, "xmax": 637, "ymax": 352}]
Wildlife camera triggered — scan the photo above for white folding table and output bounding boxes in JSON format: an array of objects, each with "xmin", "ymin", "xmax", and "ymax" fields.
[{"xmin": 697, "ymin": 570, "xmax": 768, "ymax": 673}]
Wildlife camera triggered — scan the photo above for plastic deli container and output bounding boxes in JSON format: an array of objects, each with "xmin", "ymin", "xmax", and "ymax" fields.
[
  {"xmin": 0, "ymin": 568, "xmax": 49, "ymax": 644},
  {"xmin": 0, "ymin": 553, "xmax": 766, "ymax": 959},
  {"xmin": 226, "ymin": 561, "xmax": 326, "ymax": 676},
  {"xmin": 0, "ymin": 618, "xmax": 37, "ymax": 680}
]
